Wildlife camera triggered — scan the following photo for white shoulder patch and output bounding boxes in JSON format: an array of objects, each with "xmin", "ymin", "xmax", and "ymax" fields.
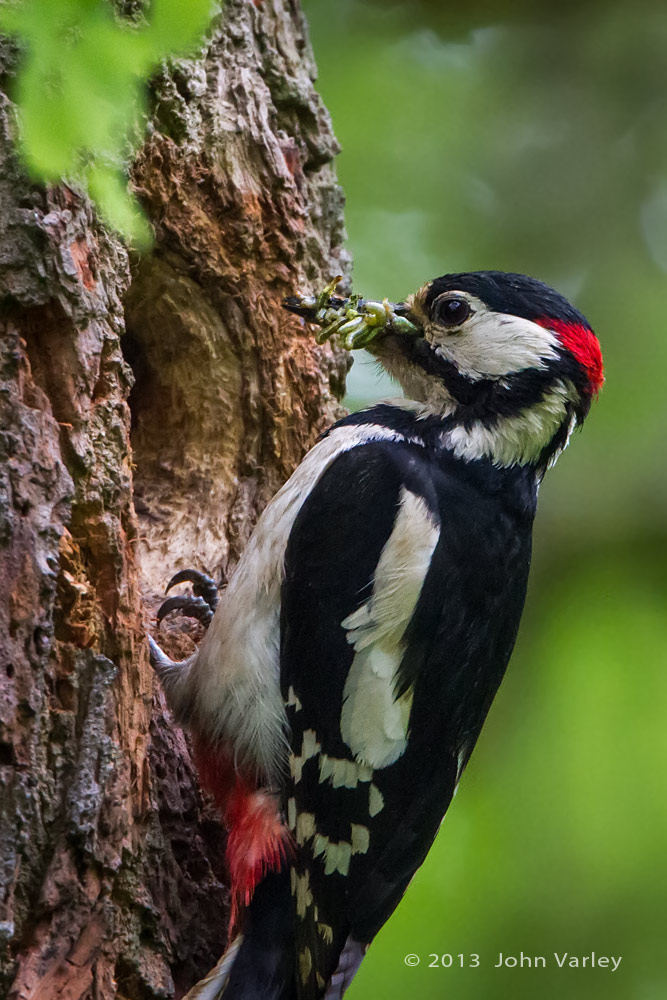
[
  {"xmin": 184, "ymin": 421, "xmax": 419, "ymax": 783},
  {"xmin": 340, "ymin": 488, "xmax": 439, "ymax": 769}
]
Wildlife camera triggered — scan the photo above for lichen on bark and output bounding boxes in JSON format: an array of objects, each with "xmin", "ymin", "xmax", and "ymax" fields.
[{"xmin": 0, "ymin": 3, "xmax": 349, "ymax": 997}]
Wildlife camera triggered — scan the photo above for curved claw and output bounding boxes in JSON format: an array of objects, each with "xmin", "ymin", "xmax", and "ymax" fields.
[
  {"xmin": 166, "ymin": 568, "xmax": 220, "ymax": 612},
  {"xmin": 157, "ymin": 594, "xmax": 214, "ymax": 626}
]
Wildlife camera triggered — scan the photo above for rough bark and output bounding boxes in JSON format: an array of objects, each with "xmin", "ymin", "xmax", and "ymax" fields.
[{"xmin": 0, "ymin": 4, "xmax": 349, "ymax": 998}]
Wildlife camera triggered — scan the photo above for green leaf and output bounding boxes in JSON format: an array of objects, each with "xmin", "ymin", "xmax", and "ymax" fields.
[
  {"xmin": 1, "ymin": 0, "xmax": 220, "ymax": 249},
  {"xmin": 87, "ymin": 163, "xmax": 152, "ymax": 248},
  {"xmin": 146, "ymin": 0, "xmax": 216, "ymax": 59}
]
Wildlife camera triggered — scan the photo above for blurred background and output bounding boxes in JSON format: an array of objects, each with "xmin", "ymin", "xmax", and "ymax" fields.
[{"xmin": 303, "ymin": 0, "xmax": 667, "ymax": 997}]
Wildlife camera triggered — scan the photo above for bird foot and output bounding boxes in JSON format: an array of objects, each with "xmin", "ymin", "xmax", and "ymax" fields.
[{"xmin": 156, "ymin": 568, "xmax": 221, "ymax": 629}]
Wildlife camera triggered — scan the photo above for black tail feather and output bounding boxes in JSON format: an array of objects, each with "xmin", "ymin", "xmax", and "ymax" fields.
[{"xmin": 224, "ymin": 870, "xmax": 296, "ymax": 1000}]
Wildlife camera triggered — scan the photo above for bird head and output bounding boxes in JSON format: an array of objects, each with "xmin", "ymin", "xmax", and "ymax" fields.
[{"xmin": 369, "ymin": 270, "xmax": 603, "ymax": 469}]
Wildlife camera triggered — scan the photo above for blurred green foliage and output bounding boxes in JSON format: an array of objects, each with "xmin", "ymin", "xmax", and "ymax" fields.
[
  {"xmin": 0, "ymin": 0, "xmax": 216, "ymax": 245},
  {"xmin": 303, "ymin": 0, "xmax": 667, "ymax": 997}
]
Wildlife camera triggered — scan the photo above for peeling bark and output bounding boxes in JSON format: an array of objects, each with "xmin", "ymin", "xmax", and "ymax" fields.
[{"xmin": 0, "ymin": 3, "xmax": 349, "ymax": 997}]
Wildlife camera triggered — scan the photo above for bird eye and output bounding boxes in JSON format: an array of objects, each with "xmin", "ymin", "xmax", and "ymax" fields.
[{"xmin": 435, "ymin": 296, "xmax": 471, "ymax": 328}]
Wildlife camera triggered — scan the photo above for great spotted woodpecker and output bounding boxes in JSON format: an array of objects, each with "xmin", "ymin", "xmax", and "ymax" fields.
[{"xmin": 149, "ymin": 271, "xmax": 603, "ymax": 1000}]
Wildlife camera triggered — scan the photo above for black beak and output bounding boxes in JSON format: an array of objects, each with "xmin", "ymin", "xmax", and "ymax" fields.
[
  {"xmin": 283, "ymin": 293, "xmax": 348, "ymax": 323},
  {"xmin": 283, "ymin": 295, "xmax": 412, "ymax": 321},
  {"xmin": 392, "ymin": 301, "xmax": 421, "ymax": 329}
]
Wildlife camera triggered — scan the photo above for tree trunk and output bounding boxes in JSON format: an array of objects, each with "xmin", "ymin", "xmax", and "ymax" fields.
[{"xmin": 0, "ymin": 4, "xmax": 349, "ymax": 997}]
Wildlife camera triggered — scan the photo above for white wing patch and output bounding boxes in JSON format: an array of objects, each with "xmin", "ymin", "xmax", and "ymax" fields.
[
  {"xmin": 290, "ymin": 729, "xmax": 322, "ymax": 784},
  {"xmin": 291, "ymin": 869, "xmax": 314, "ymax": 918},
  {"xmin": 340, "ymin": 488, "xmax": 440, "ymax": 769},
  {"xmin": 184, "ymin": 422, "xmax": 419, "ymax": 784},
  {"xmin": 318, "ymin": 754, "xmax": 373, "ymax": 789},
  {"xmin": 368, "ymin": 783, "xmax": 384, "ymax": 816},
  {"xmin": 286, "ymin": 686, "xmax": 303, "ymax": 711}
]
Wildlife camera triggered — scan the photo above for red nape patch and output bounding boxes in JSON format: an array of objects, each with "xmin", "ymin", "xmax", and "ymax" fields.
[
  {"xmin": 193, "ymin": 740, "xmax": 291, "ymax": 933},
  {"xmin": 537, "ymin": 317, "xmax": 604, "ymax": 394}
]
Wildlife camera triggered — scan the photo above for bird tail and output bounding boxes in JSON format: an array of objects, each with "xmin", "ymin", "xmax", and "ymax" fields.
[
  {"xmin": 184, "ymin": 871, "xmax": 296, "ymax": 1000},
  {"xmin": 182, "ymin": 936, "xmax": 244, "ymax": 1000}
]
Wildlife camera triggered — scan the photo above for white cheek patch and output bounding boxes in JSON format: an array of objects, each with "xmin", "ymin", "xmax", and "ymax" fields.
[
  {"xmin": 431, "ymin": 305, "xmax": 560, "ymax": 381},
  {"xmin": 340, "ymin": 488, "xmax": 439, "ymax": 769}
]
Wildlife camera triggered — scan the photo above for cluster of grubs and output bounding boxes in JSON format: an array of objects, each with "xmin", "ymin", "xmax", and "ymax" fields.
[{"xmin": 283, "ymin": 276, "xmax": 418, "ymax": 350}]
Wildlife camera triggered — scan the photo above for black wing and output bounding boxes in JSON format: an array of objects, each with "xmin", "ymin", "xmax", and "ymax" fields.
[{"xmin": 280, "ymin": 439, "xmax": 532, "ymax": 998}]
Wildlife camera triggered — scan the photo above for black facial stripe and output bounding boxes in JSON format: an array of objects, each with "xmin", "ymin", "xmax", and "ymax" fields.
[
  {"xmin": 424, "ymin": 271, "xmax": 590, "ymax": 329},
  {"xmin": 395, "ymin": 335, "xmax": 589, "ymax": 425},
  {"xmin": 398, "ymin": 336, "xmax": 480, "ymax": 404},
  {"xmin": 459, "ymin": 350, "xmax": 589, "ymax": 427}
]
